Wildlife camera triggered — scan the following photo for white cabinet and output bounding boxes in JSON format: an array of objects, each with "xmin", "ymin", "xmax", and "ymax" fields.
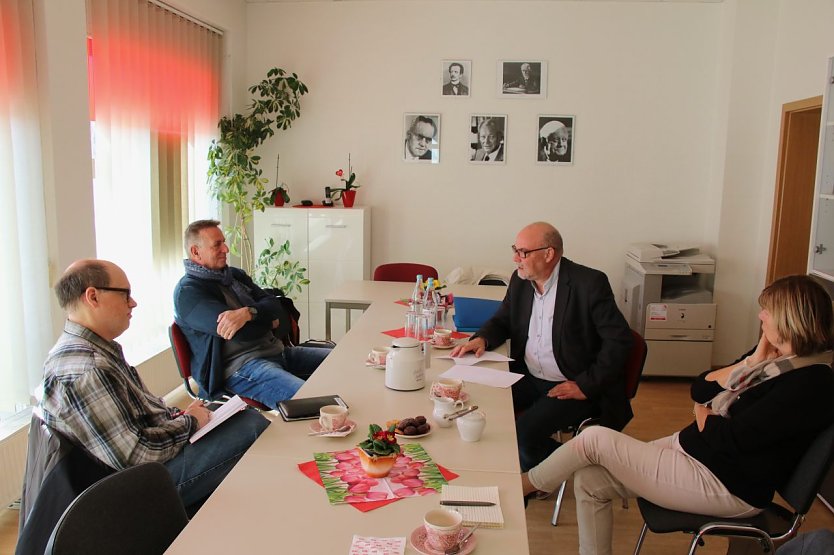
[
  {"xmin": 254, "ymin": 207, "xmax": 371, "ymax": 341},
  {"xmin": 809, "ymin": 57, "xmax": 834, "ymax": 280}
]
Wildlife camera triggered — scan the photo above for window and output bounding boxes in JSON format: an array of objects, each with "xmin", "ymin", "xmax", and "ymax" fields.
[
  {"xmin": 0, "ymin": 0, "xmax": 53, "ymax": 414},
  {"xmin": 87, "ymin": 0, "xmax": 222, "ymax": 361}
]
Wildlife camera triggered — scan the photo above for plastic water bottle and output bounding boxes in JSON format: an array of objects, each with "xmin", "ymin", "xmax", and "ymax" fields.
[
  {"xmin": 410, "ymin": 274, "xmax": 424, "ymax": 312},
  {"xmin": 423, "ymin": 277, "xmax": 437, "ymax": 333}
]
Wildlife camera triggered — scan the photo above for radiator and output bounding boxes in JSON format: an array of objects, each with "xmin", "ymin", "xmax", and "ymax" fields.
[{"xmin": 0, "ymin": 415, "xmax": 30, "ymax": 507}]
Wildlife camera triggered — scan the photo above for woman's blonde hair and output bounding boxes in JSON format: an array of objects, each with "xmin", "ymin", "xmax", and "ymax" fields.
[{"xmin": 759, "ymin": 275, "xmax": 834, "ymax": 356}]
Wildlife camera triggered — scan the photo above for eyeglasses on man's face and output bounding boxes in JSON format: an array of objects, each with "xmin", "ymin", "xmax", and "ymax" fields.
[
  {"xmin": 94, "ymin": 286, "xmax": 132, "ymax": 301},
  {"xmin": 511, "ymin": 245, "xmax": 551, "ymax": 259}
]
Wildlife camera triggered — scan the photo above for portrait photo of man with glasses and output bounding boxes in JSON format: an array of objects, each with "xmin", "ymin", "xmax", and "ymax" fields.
[{"xmin": 403, "ymin": 113, "xmax": 440, "ymax": 163}]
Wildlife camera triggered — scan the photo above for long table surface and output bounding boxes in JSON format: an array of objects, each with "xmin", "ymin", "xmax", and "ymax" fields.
[{"xmin": 166, "ymin": 281, "xmax": 528, "ymax": 554}]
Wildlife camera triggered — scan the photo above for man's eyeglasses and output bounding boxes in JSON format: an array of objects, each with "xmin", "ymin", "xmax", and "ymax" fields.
[
  {"xmin": 411, "ymin": 133, "xmax": 433, "ymax": 144},
  {"xmin": 94, "ymin": 286, "xmax": 132, "ymax": 301},
  {"xmin": 511, "ymin": 245, "xmax": 551, "ymax": 259}
]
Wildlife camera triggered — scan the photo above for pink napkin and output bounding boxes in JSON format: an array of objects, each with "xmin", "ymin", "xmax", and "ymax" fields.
[
  {"xmin": 297, "ymin": 460, "xmax": 459, "ymax": 512},
  {"xmin": 349, "ymin": 535, "xmax": 406, "ymax": 555}
]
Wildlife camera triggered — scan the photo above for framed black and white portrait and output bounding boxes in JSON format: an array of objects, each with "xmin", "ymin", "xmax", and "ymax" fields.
[
  {"xmin": 537, "ymin": 115, "xmax": 575, "ymax": 165},
  {"xmin": 403, "ymin": 113, "xmax": 440, "ymax": 163},
  {"xmin": 498, "ymin": 60, "xmax": 547, "ymax": 98},
  {"xmin": 469, "ymin": 115, "xmax": 506, "ymax": 164},
  {"xmin": 441, "ymin": 60, "xmax": 471, "ymax": 97}
]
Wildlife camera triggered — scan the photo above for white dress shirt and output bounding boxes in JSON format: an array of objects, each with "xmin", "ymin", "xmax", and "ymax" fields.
[{"xmin": 524, "ymin": 260, "xmax": 566, "ymax": 382}]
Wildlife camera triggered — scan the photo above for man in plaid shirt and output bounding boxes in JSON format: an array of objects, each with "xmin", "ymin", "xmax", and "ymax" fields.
[{"xmin": 39, "ymin": 259, "xmax": 269, "ymax": 511}]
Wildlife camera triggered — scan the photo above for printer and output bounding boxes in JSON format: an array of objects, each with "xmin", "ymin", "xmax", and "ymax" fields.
[{"xmin": 619, "ymin": 243, "xmax": 716, "ymax": 377}]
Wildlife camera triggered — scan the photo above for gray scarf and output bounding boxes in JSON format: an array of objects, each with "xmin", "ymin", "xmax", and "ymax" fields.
[
  {"xmin": 183, "ymin": 259, "xmax": 256, "ymax": 307},
  {"xmin": 710, "ymin": 350, "xmax": 833, "ymax": 417}
]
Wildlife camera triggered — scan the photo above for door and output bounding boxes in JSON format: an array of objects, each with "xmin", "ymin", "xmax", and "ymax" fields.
[{"xmin": 766, "ymin": 96, "xmax": 823, "ymax": 284}]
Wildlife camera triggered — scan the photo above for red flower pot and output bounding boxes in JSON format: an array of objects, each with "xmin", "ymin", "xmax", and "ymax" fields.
[
  {"xmin": 273, "ymin": 194, "xmax": 285, "ymax": 207},
  {"xmin": 342, "ymin": 189, "xmax": 356, "ymax": 208}
]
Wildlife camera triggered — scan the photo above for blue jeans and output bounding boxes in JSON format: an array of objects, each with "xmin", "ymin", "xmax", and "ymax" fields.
[
  {"xmin": 225, "ymin": 346, "xmax": 330, "ymax": 409},
  {"xmin": 164, "ymin": 408, "xmax": 269, "ymax": 513}
]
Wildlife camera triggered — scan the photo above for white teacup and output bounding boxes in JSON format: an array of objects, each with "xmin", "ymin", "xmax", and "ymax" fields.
[
  {"xmin": 368, "ymin": 346, "xmax": 391, "ymax": 366},
  {"xmin": 319, "ymin": 405, "xmax": 349, "ymax": 431},
  {"xmin": 430, "ymin": 378, "xmax": 463, "ymax": 401},
  {"xmin": 456, "ymin": 410, "xmax": 486, "ymax": 442},
  {"xmin": 433, "ymin": 328, "xmax": 453, "ymax": 346},
  {"xmin": 423, "ymin": 509, "xmax": 463, "ymax": 552}
]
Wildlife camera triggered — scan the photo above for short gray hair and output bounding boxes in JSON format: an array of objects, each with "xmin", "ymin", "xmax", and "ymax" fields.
[{"xmin": 184, "ymin": 219, "xmax": 221, "ymax": 251}]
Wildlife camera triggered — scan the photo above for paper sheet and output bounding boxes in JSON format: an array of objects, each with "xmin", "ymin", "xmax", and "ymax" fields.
[
  {"xmin": 434, "ymin": 351, "xmax": 513, "ymax": 366},
  {"xmin": 439, "ymin": 366, "xmax": 523, "ymax": 388},
  {"xmin": 188, "ymin": 395, "xmax": 247, "ymax": 443},
  {"xmin": 440, "ymin": 485, "xmax": 504, "ymax": 528}
]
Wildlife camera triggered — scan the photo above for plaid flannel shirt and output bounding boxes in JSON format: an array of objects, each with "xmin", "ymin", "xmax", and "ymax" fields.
[{"xmin": 40, "ymin": 320, "xmax": 196, "ymax": 469}]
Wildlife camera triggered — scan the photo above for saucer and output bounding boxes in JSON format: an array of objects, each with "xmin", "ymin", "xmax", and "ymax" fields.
[
  {"xmin": 429, "ymin": 392, "xmax": 470, "ymax": 404},
  {"xmin": 308, "ymin": 419, "xmax": 357, "ymax": 437},
  {"xmin": 409, "ymin": 526, "xmax": 477, "ymax": 555},
  {"xmin": 364, "ymin": 358, "xmax": 386, "ymax": 370},
  {"xmin": 430, "ymin": 339, "xmax": 457, "ymax": 350},
  {"xmin": 395, "ymin": 424, "xmax": 432, "ymax": 439}
]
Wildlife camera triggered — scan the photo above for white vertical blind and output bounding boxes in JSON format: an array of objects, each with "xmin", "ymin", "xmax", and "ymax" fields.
[
  {"xmin": 0, "ymin": 0, "xmax": 53, "ymax": 413},
  {"xmin": 87, "ymin": 0, "xmax": 221, "ymax": 361}
]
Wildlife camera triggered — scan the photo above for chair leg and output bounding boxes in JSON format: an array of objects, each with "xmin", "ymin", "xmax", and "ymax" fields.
[
  {"xmin": 633, "ymin": 522, "xmax": 648, "ymax": 555},
  {"xmin": 622, "ymin": 497, "xmax": 629, "ymax": 509},
  {"xmin": 550, "ymin": 480, "xmax": 568, "ymax": 526}
]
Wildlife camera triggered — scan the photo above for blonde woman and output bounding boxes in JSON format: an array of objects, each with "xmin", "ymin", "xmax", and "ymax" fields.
[{"xmin": 522, "ymin": 275, "xmax": 834, "ymax": 555}]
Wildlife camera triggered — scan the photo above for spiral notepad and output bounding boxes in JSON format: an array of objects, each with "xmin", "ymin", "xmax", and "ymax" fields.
[{"xmin": 440, "ymin": 485, "xmax": 504, "ymax": 528}]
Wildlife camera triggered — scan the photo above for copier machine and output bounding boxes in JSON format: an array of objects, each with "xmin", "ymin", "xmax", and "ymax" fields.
[{"xmin": 618, "ymin": 243, "xmax": 716, "ymax": 377}]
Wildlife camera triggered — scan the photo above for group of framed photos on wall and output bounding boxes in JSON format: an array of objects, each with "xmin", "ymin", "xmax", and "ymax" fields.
[{"xmin": 402, "ymin": 60, "xmax": 575, "ymax": 166}]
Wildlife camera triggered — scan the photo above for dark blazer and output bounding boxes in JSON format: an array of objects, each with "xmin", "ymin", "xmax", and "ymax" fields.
[{"xmin": 475, "ymin": 258, "xmax": 633, "ymax": 431}]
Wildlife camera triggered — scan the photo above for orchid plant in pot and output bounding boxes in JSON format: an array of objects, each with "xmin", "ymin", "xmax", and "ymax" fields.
[
  {"xmin": 356, "ymin": 423, "xmax": 400, "ymax": 477},
  {"xmin": 330, "ymin": 154, "xmax": 360, "ymax": 207}
]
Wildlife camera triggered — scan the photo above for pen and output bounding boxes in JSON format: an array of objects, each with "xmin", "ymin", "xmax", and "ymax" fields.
[{"xmin": 439, "ymin": 501, "xmax": 495, "ymax": 507}]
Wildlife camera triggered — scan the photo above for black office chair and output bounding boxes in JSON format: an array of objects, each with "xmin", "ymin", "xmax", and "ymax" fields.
[
  {"xmin": 632, "ymin": 420, "xmax": 834, "ymax": 554},
  {"xmin": 44, "ymin": 462, "xmax": 189, "ymax": 555}
]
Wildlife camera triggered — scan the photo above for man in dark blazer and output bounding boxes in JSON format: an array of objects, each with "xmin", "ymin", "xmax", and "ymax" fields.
[{"xmin": 451, "ymin": 222, "xmax": 632, "ymax": 471}]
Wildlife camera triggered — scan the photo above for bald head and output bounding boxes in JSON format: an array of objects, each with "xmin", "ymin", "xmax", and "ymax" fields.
[
  {"xmin": 55, "ymin": 259, "xmax": 115, "ymax": 310},
  {"xmin": 522, "ymin": 222, "xmax": 563, "ymax": 256},
  {"xmin": 55, "ymin": 259, "xmax": 136, "ymax": 341}
]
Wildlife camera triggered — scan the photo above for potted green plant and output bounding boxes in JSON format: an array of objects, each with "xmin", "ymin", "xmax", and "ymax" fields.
[
  {"xmin": 254, "ymin": 238, "xmax": 310, "ymax": 298},
  {"xmin": 329, "ymin": 154, "xmax": 360, "ymax": 208},
  {"xmin": 207, "ymin": 67, "xmax": 308, "ymax": 273},
  {"xmin": 356, "ymin": 423, "xmax": 400, "ymax": 477}
]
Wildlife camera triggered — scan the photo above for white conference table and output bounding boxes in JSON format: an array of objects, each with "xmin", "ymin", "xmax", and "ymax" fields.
[{"xmin": 166, "ymin": 281, "xmax": 529, "ymax": 554}]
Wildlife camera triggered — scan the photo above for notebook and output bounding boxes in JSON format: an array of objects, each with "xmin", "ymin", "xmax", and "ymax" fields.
[
  {"xmin": 440, "ymin": 485, "xmax": 504, "ymax": 528},
  {"xmin": 277, "ymin": 395, "xmax": 347, "ymax": 422}
]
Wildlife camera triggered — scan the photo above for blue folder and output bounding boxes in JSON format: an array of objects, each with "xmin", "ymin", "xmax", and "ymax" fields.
[{"xmin": 452, "ymin": 296, "xmax": 502, "ymax": 332}]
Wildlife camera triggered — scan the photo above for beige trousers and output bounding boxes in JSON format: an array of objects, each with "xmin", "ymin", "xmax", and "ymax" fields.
[{"xmin": 527, "ymin": 426, "xmax": 760, "ymax": 555}]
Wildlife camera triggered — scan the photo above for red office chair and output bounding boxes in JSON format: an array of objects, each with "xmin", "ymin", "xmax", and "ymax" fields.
[
  {"xmin": 550, "ymin": 329, "xmax": 648, "ymax": 525},
  {"xmin": 168, "ymin": 322, "xmax": 270, "ymax": 411},
  {"xmin": 373, "ymin": 263, "xmax": 439, "ymax": 282}
]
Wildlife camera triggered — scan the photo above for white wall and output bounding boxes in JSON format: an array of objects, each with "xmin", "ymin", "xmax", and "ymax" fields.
[{"xmin": 246, "ymin": 1, "xmax": 729, "ymax": 348}]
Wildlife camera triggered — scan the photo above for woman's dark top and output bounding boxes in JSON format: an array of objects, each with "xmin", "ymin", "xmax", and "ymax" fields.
[{"xmin": 678, "ymin": 362, "xmax": 834, "ymax": 508}]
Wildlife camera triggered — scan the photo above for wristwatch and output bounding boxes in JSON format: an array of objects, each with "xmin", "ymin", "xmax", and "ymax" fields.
[{"xmin": 247, "ymin": 306, "xmax": 258, "ymax": 319}]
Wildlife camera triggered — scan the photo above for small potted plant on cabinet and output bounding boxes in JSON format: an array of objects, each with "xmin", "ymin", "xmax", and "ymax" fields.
[
  {"xmin": 329, "ymin": 154, "xmax": 360, "ymax": 207},
  {"xmin": 268, "ymin": 183, "xmax": 290, "ymax": 207}
]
